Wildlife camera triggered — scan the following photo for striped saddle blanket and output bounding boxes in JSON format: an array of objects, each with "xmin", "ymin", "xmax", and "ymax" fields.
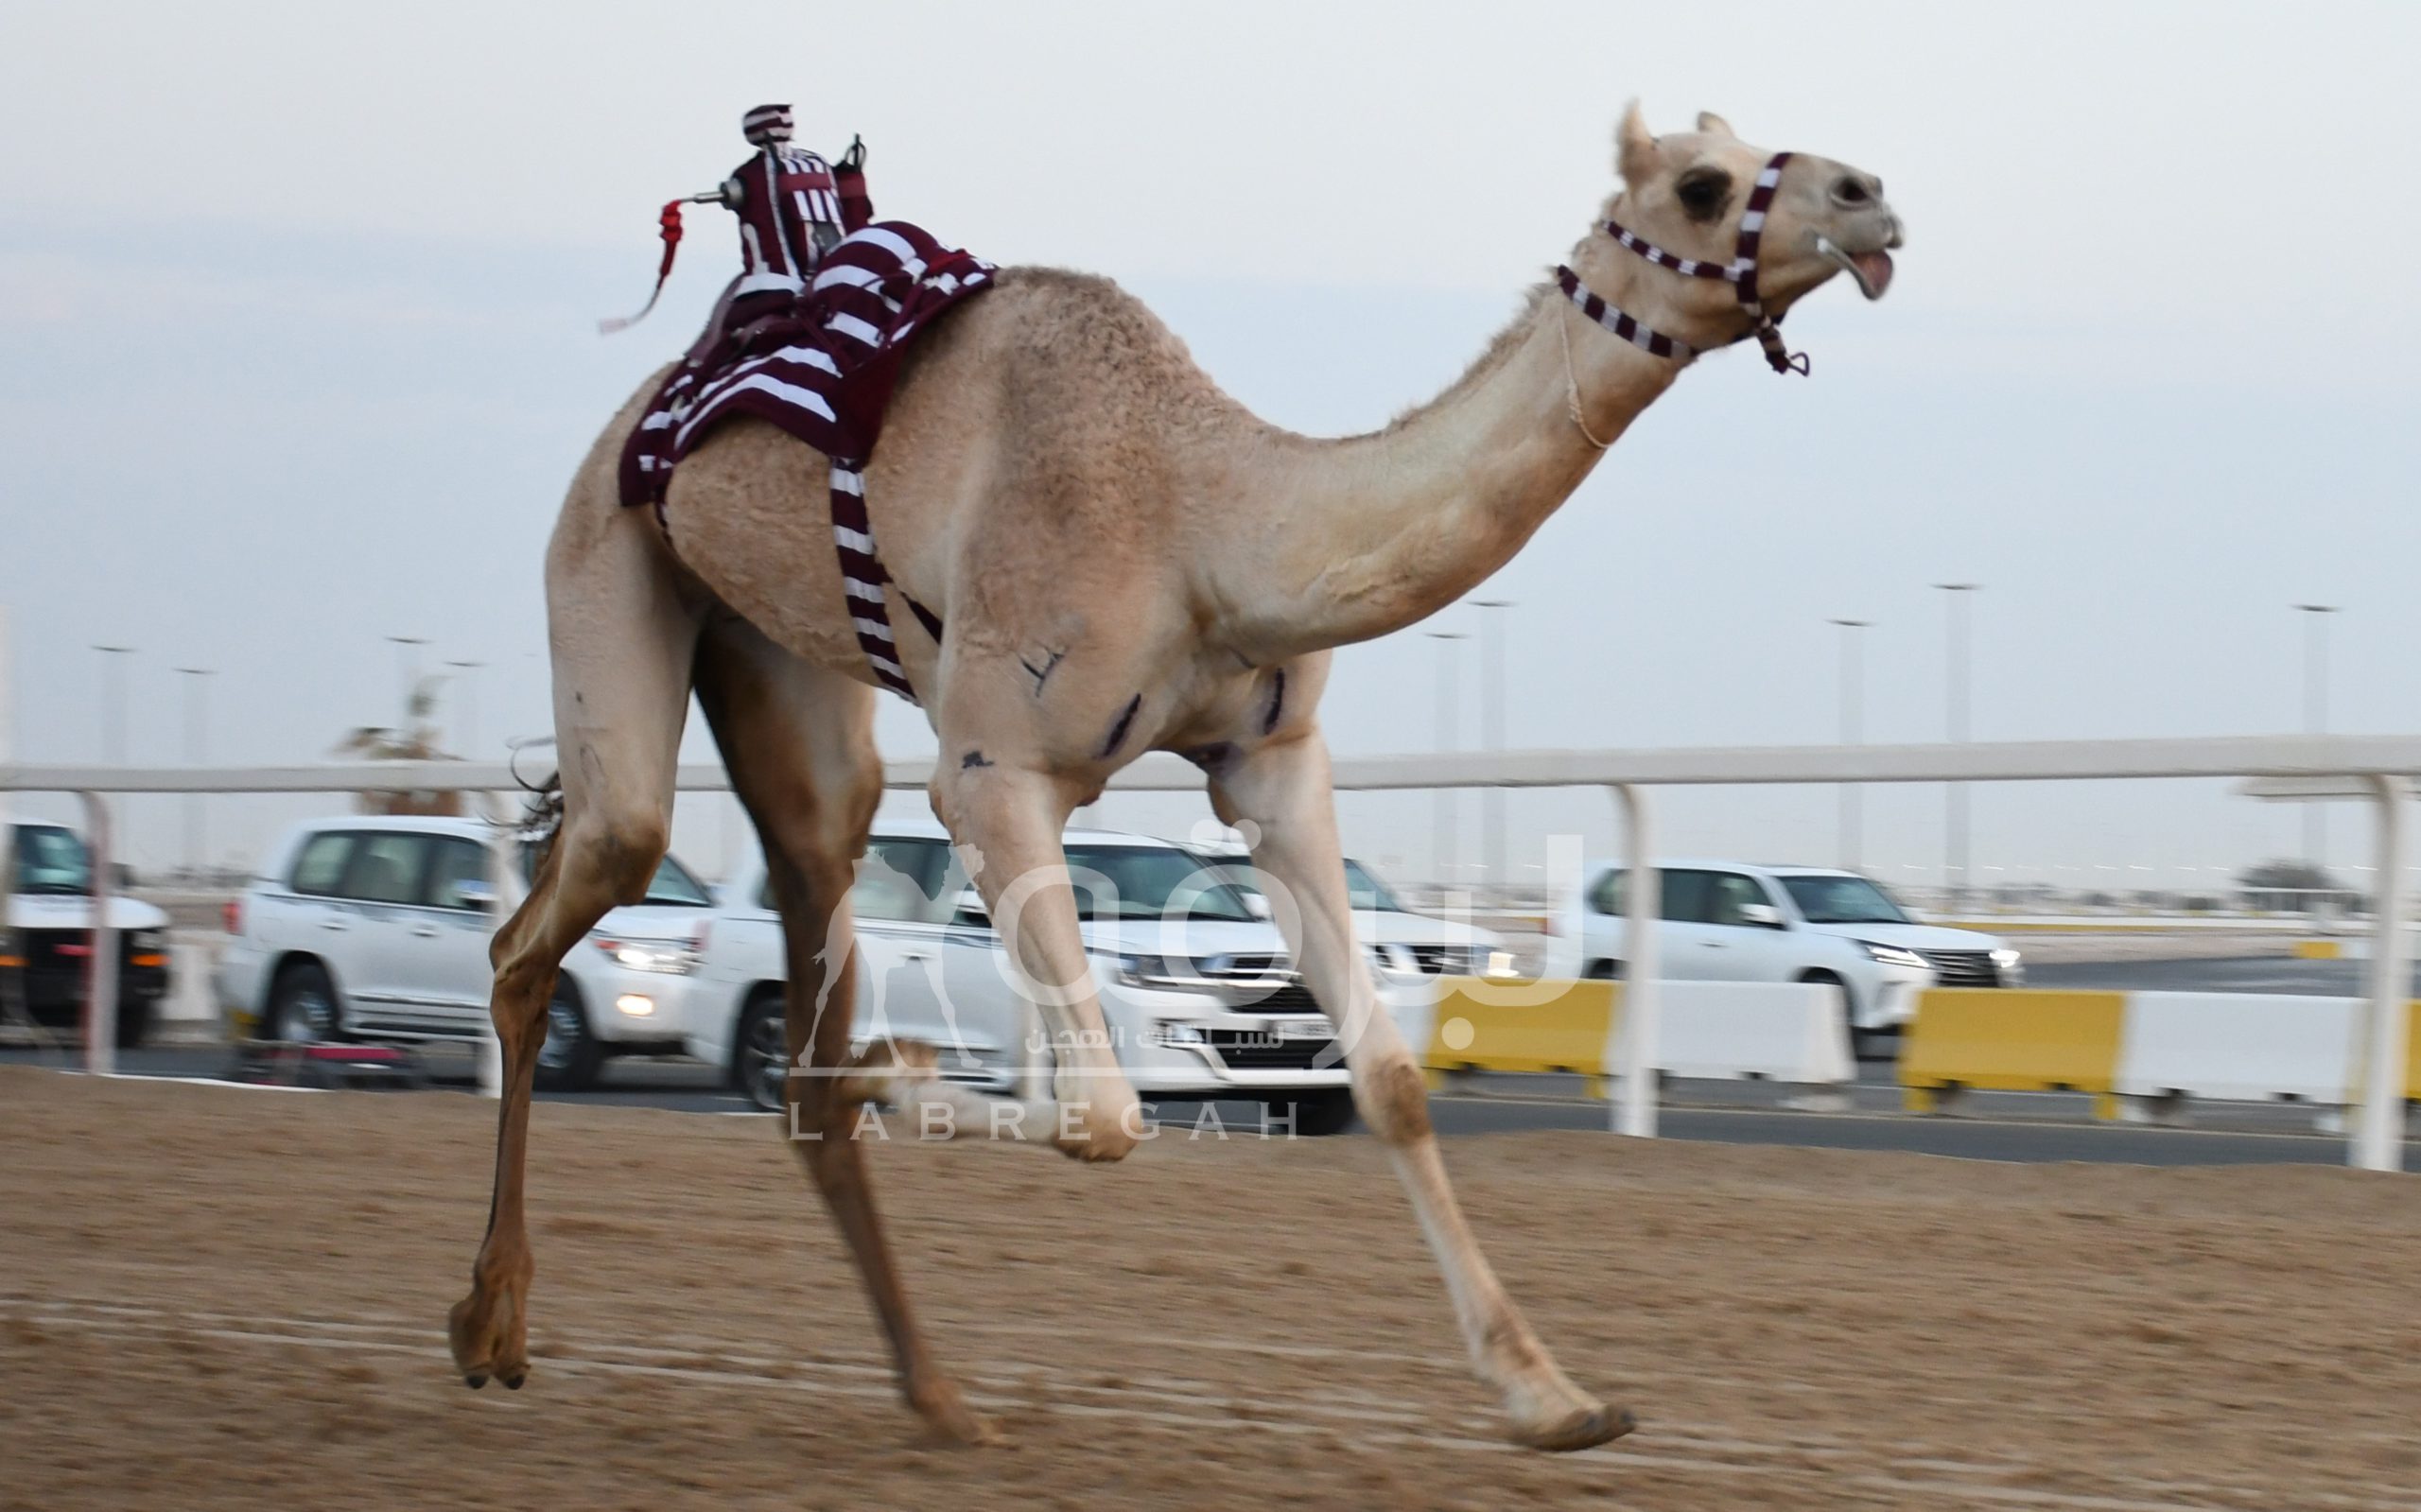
[{"xmin": 618, "ymin": 220, "xmax": 997, "ymax": 701}]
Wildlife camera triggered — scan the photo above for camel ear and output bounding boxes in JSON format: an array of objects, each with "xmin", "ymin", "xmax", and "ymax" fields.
[
  {"xmin": 1616, "ymin": 100, "xmax": 1661, "ymax": 187},
  {"xmin": 1696, "ymin": 111, "xmax": 1736, "ymax": 139}
]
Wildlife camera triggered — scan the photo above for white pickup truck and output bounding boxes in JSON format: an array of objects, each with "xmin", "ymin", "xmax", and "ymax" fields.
[{"xmin": 4, "ymin": 821, "xmax": 173, "ymax": 1048}]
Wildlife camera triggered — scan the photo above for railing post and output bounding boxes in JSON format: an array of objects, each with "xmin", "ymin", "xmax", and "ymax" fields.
[
  {"xmin": 78, "ymin": 791, "xmax": 117, "ymax": 1077},
  {"xmin": 1610, "ymin": 783, "xmax": 1659, "ymax": 1138},
  {"xmin": 479, "ymin": 792, "xmax": 522, "ymax": 1100},
  {"xmin": 2355, "ymin": 773, "xmax": 2410, "ymax": 1172},
  {"xmin": 0, "ymin": 609, "xmax": 11, "ymax": 1031}
]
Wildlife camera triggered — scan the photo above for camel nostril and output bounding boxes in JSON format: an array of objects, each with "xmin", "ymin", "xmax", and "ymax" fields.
[{"xmin": 1831, "ymin": 175, "xmax": 1872, "ymax": 207}]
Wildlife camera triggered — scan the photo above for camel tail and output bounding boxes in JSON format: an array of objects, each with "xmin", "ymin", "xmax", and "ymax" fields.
[
  {"xmin": 494, "ymin": 731, "xmax": 566, "ymax": 878},
  {"xmin": 517, "ymin": 773, "xmax": 566, "ymax": 862}
]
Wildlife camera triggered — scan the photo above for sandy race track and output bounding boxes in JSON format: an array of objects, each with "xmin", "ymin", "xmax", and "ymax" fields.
[{"xmin": 5, "ymin": 1067, "xmax": 2418, "ymax": 1510}]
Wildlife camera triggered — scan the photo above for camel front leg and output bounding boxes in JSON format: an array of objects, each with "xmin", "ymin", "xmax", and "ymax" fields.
[
  {"xmin": 929, "ymin": 761, "xmax": 1142, "ymax": 1161},
  {"xmin": 448, "ymin": 808, "xmax": 674, "ymax": 1389},
  {"xmin": 449, "ymin": 488, "xmax": 698, "ymax": 1392},
  {"xmin": 1211, "ymin": 729, "xmax": 1633, "ymax": 1451}
]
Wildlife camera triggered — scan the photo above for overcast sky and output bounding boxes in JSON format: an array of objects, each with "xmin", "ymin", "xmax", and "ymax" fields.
[{"xmin": 6, "ymin": 0, "xmax": 2420, "ymax": 892}]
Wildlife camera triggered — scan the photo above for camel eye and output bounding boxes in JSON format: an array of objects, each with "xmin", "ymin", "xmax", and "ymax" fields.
[{"xmin": 1675, "ymin": 169, "xmax": 1733, "ymax": 222}]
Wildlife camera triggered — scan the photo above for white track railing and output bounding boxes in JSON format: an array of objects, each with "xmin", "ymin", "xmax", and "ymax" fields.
[{"xmin": 6, "ymin": 732, "xmax": 2417, "ymax": 1170}]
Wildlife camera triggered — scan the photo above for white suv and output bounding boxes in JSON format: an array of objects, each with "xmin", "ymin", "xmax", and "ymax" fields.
[
  {"xmin": 1548, "ymin": 860, "xmax": 2021, "ymax": 1051},
  {"xmin": 688, "ymin": 819, "xmax": 1359, "ymax": 1132},
  {"xmin": 1192, "ymin": 844, "xmax": 1514, "ymax": 982},
  {"xmin": 216, "ymin": 815, "xmax": 717, "ymax": 1089}
]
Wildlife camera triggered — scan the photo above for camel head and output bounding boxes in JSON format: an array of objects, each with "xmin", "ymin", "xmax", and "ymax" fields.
[{"xmin": 1578, "ymin": 103, "xmax": 1904, "ymax": 362}]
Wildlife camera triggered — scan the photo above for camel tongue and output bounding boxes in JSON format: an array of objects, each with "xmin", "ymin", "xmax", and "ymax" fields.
[{"xmin": 1851, "ymin": 249, "xmax": 1895, "ymax": 299}]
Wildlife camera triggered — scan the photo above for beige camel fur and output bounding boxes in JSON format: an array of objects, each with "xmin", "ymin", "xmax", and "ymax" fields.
[{"xmin": 448, "ymin": 104, "xmax": 1902, "ymax": 1452}]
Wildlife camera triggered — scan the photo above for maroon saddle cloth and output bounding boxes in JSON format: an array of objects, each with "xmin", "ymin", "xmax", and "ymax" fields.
[{"xmin": 618, "ymin": 220, "xmax": 997, "ymax": 702}]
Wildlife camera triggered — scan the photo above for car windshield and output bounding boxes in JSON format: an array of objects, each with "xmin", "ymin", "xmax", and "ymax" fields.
[
  {"xmin": 1202, "ymin": 855, "xmax": 1407, "ymax": 914},
  {"xmin": 11, "ymin": 825, "xmax": 92, "ymax": 895},
  {"xmin": 642, "ymin": 856, "xmax": 713, "ymax": 907},
  {"xmin": 1064, "ymin": 843, "xmax": 1256, "ymax": 923},
  {"xmin": 1342, "ymin": 860, "xmax": 1409, "ymax": 912},
  {"xmin": 1779, "ymin": 874, "xmax": 1912, "ymax": 925},
  {"xmin": 516, "ymin": 843, "xmax": 712, "ymax": 907}
]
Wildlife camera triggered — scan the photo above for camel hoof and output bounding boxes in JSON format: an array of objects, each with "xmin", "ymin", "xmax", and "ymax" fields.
[
  {"xmin": 448, "ymin": 1274, "xmax": 532, "ymax": 1397},
  {"xmin": 1515, "ymin": 1402, "xmax": 1635, "ymax": 1453},
  {"xmin": 1056, "ymin": 1136, "xmax": 1135, "ymax": 1163},
  {"xmin": 1051, "ymin": 1103, "xmax": 1142, "ymax": 1162},
  {"xmin": 918, "ymin": 1411, "xmax": 1002, "ymax": 1449},
  {"xmin": 836, "ymin": 1040, "xmax": 941, "ymax": 1106},
  {"xmin": 910, "ymin": 1382, "xmax": 1000, "ymax": 1447}
]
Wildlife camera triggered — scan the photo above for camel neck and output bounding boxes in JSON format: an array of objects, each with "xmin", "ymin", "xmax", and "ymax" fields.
[{"xmin": 1204, "ymin": 274, "xmax": 1684, "ymax": 662}]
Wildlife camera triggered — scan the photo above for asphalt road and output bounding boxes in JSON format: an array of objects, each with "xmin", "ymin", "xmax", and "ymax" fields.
[
  {"xmin": 12, "ymin": 950, "xmax": 2415, "ymax": 1170},
  {"xmin": 13, "ymin": 1029, "xmax": 2412, "ymax": 1171}
]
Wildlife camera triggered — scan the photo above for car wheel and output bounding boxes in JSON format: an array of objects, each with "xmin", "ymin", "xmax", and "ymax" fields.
[
  {"xmin": 1584, "ymin": 958, "xmax": 1625, "ymax": 981},
  {"xmin": 731, "ymin": 986, "xmax": 790, "ymax": 1112},
  {"xmin": 533, "ymin": 979, "xmax": 601, "ymax": 1092},
  {"xmin": 1270, "ymin": 1087, "xmax": 1358, "ymax": 1137},
  {"xmin": 268, "ymin": 961, "xmax": 340, "ymax": 1044}
]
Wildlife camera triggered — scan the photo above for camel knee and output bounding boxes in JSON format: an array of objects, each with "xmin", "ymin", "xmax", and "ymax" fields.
[
  {"xmin": 1353, "ymin": 1052, "xmax": 1434, "ymax": 1145},
  {"xmin": 580, "ymin": 813, "xmax": 671, "ymax": 905}
]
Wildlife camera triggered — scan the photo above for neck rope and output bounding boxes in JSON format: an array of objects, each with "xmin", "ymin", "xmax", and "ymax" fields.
[{"xmin": 1552, "ymin": 151, "xmax": 1809, "ymax": 443}]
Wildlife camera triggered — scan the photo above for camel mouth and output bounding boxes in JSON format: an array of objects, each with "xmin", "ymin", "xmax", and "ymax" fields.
[{"xmin": 1817, "ymin": 236, "xmax": 1894, "ymax": 301}]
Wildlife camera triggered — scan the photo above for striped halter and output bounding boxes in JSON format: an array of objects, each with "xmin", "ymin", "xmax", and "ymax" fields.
[{"xmin": 1554, "ymin": 152, "xmax": 1809, "ymax": 377}]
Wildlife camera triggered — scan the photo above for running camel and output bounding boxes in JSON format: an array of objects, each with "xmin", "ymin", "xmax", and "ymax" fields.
[{"xmin": 448, "ymin": 102, "xmax": 1904, "ymax": 1451}]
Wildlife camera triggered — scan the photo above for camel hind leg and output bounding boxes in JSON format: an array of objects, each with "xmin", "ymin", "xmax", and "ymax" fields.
[
  {"xmin": 1210, "ymin": 726, "xmax": 1632, "ymax": 1451},
  {"xmin": 690, "ymin": 617, "xmax": 995, "ymax": 1446},
  {"xmin": 448, "ymin": 484, "xmax": 702, "ymax": 1390}
]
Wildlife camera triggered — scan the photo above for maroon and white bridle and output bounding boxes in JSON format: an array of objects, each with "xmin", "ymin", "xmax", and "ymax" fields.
[{"xmin": 1554, "ymin": 150, "xmax": 1810, "ymax": 379}]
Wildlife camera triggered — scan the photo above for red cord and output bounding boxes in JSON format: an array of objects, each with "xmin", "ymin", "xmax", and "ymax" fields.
[
  {"xmin": 599, "ymin": 200, "xmax": 689, "ymax": 335},
  {"xmin": 653, "ymin": 199, "xmax": 685, "ymax": 278}
]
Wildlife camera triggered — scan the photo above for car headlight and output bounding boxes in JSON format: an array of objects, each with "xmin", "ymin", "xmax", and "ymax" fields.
[
  {"xmin": 1990, "ymin": 947, "xmax": 2022, "ymax": 968},
  {"xmin": 1857, "ymin": 940, "xmax": 1929, "ymax": 969},
  {"xmin": 130, "ymin": 928, "xmax": 168, "ymax": 951},
  {"xmin": 591, "ymin": 936, "xmax": 699, "ymax": 975},
  {"xmin": 1110, "ymin": 953, "xmax": 1188, "ymax": 986},
  {"xmin": 1485, "ymin": 948, "xmax": 1516, "ymax": 979}
]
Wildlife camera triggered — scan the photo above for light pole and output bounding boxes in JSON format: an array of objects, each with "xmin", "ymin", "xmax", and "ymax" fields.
[
  {"xmin": 91, "ymin": 645, "xmax": 135, "ymax": 763},
  {"xmin": 387, "ymin": 635, "xmax": 429, "ymax": 723},
  {"xmin": 1470, "ymin": 599, "xmax": 1512, "ymax": 899},
  {"xmin": 1425, "ymin": 630, "xmax": 1467, "ymax": 886},
  {"xmin": 444, "ymin": 659, "xmax": 486, "ymax": 757},
  {"xmin": 172, "ymin": 668, "xmax": 215, "ymax": 873},
  {"xmin": 1829, "ymin": 618, "xmax": 1871, "ymax": 870},
  {"xmin": 2293, "ymin": 604, "xmax": 2340, "ymax": 868},
  {"xmin": 1934, "ymin": 584, "xmax": 1980, "ymax": 911}
]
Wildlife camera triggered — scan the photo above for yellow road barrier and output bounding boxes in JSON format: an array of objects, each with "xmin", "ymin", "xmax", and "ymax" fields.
[
  {"xmin": 1425, "ymin": 979, "xmax": 1614, "ymax": 1076},
  {"xmin": 2294, "ymin": 940, "xmax": 2344, "ymax": 960},
  {"xmin": 1900, "ymin": 989, "xmax": 2128, "ymax": 1114},
  {"xmin": 2407, "ymin": 1005, "xmax": 2421, "ymax": 1102}
]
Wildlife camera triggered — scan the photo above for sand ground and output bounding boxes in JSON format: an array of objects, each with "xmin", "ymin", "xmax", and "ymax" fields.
[{"xmin": 4, "ymin": 1066, "xmax": 2417, "ymax": 1510}]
